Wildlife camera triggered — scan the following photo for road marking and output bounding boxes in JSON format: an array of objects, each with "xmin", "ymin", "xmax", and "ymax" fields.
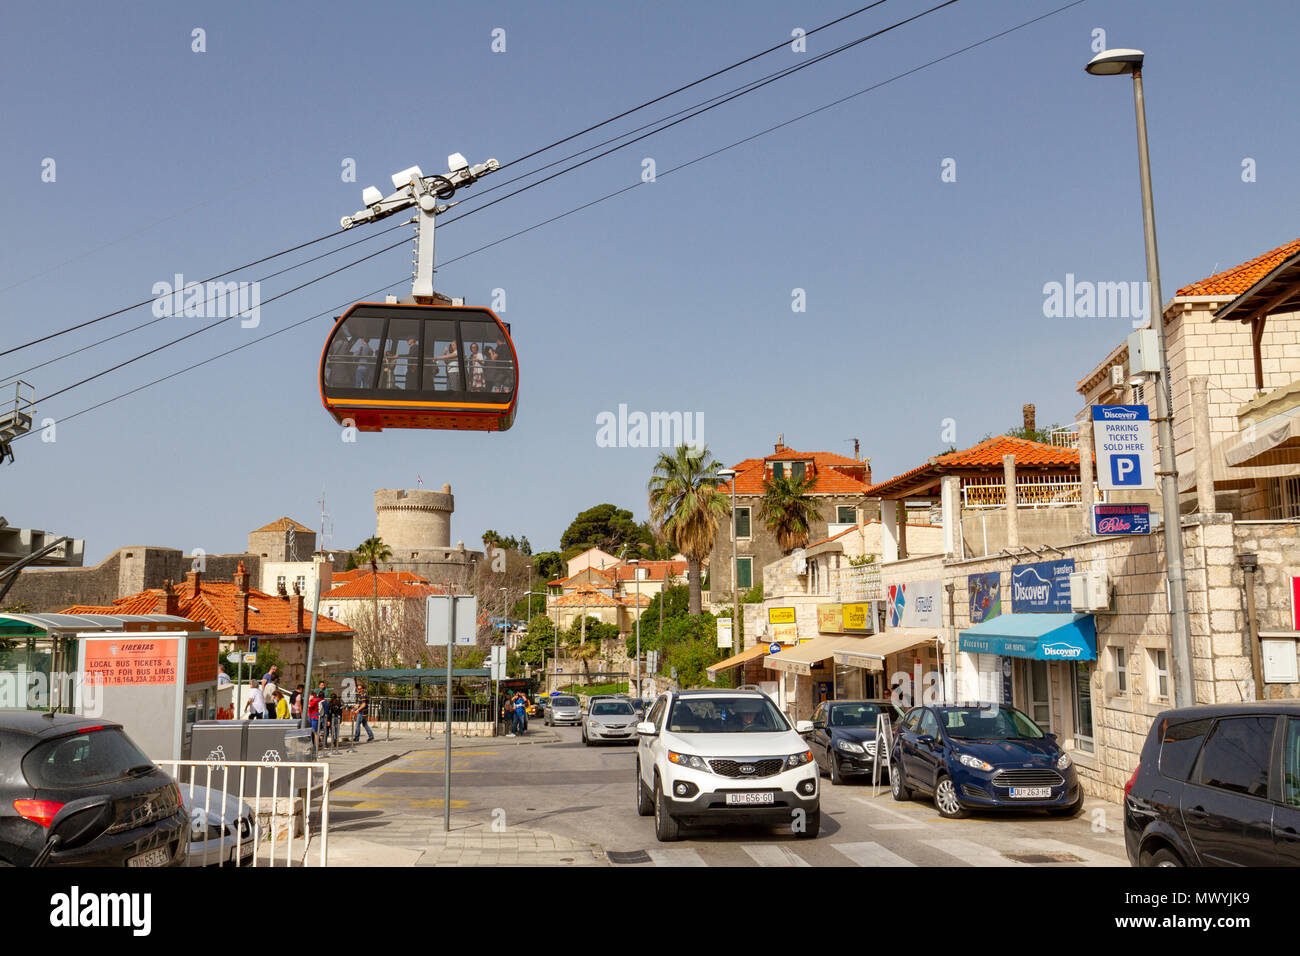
[
  {"xmin": 741, "ymin": 844, "xmax": 811, "ymax": 867},
  {"xmin": 833, "ymin": 841, "xmax": 916, "ymax": 867},
  {"xmin": 853, "ymin": 797, "xmax": 928, "ymax": 829},
  {"xmin": 647, "ymin": 848, "xmax": 708, "ymax": 867},
  {"xmin": 1012, "ymin": 837, "xmax": 1127, "ymax": 867},
  {"xmin": 922, "ymin": 838, "xmax": 1028, "ymax": 867}
]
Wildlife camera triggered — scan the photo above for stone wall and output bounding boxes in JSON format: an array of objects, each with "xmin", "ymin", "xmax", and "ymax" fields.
[{"xmin": 1234, "ymin": 520, "xmax": 1300, "ymax": 700}]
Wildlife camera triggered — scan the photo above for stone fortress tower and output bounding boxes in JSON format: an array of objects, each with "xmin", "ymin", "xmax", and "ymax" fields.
[{"xmin": 373, "ymin": 485, "xmax": 480, "ymax": 587}]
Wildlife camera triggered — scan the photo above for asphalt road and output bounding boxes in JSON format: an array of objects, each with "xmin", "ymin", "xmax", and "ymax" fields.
[{"xmin": 330, "ymin": 725, "xmax": 1131, "ymax": 867}]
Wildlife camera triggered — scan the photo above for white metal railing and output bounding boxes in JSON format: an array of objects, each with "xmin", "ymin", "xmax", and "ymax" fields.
[
  {"xmin": 960, "ymin": 475, "xmax": 1100, "ymax": 510},
  {"xmin": 1048, "ymin": 426, "xmax": 1079, "ymax": 448},
  {"xmin": 833, "ymin": 563, "xmax": 883, "ymax": 601},
  {"xmin": 155, "ymin": 759, "xmax": 330, "ymax": 867}
]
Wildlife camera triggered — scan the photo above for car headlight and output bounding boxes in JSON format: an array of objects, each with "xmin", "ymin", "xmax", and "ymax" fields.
[
  {"xmin": 668, "ymin": 751, "xmax": 709, "ymax": 771},
  {"xmin": 1056, "ymin": 752, "xmax": 1072, "ymax": 771},
  {"xmin": 786, "ymin": 750, "xmax": 814, "ymax": 768},
  {"xmin": 835, "ymin": 739, "xmax": 865, "ymax": 754},
  {"xmin": 957, "ymin": 753, "xmax": 994, "ymax": 772}
]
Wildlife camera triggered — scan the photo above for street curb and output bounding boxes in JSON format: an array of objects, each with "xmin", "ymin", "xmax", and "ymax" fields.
[{"xmin": 323, "ymin": 749, "xmax": 410, "ymax": 793}]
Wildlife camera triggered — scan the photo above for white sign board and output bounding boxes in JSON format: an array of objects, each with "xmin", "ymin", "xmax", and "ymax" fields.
[
  {"xmin": 242, "ymin": 652, "xmax": 257, "ymax": 664},
  {"xmin": 226, "ymin": 651, "xmax": 243, "ymax": 664},
  {"xmin": 1092, "ymin": 405, "xmax": 1155, "ymax": 490},
  {"xmin": 716, "ymin": 618, "xmax": 733, "ymax": 649},
  {"xmin": 425, "ymin": 594, "xmax": 478, "ymax": 646},
  {"xmin": 489, "ymin": 645, "xmax": 507, "ymax": 681}
]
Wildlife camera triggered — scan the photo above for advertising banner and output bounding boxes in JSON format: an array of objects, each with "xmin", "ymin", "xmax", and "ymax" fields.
[
  {"xmin": 842, "ymin": 602, "xmax": 873, "ymax": 633},
  {"xmin": 1093, "ymin": 503, "xmax": 1151, "ymax": 535},
  {"xmin": 968, "ymin": 572, "xmax": 1001, "ymax": 624},
  {"xmin": 886, "ymin": 581, "xmax": 942, "ymax": 629},
  {"xmin": 84, "ymin": 638, "xmax": 179, "ymax": 686},
  {"xmin": 1010, "ymin": 559, "xmax": 1075, "ymax": 612},
  {"xmin": 768, "ymin": 607, "xmax": 796, "ymax": 625},
  {"xmin": 817, "ymin": 604, "xmax": 844, "ymax": 634}
]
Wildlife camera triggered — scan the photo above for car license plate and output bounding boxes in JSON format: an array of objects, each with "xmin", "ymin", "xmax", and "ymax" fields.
[
  {"xmin": 1009, "ymin": 787, "xmax": 1052, "ymax": 799},
  {"xmin": 725, "ymin": 792, "xmax": 774, "ymax": 806},
  {"xmin": 127, "ymin": 847, "xmax": 170, "ymax": 867}
]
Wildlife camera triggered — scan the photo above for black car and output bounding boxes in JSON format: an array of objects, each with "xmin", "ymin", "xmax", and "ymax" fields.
[
  {"xmin": 806, "ymin": 699, "xmax": 897, "ymax": 785},
  {"xmin": 1124, "ymin": 701, "xmax": 1300, "ymax": 867},
  {"xmin": 0, "ymin": 711, "xmax": 188, "ymax": 867}
]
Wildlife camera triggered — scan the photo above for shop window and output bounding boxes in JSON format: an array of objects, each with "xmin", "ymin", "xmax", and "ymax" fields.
[
  {"xmin": 734, "ymin": 506, "xmax": 751, "ymax": 539},
  {"xmin": 736, "ymin": 557, "xmax": 752, "ymax": 590},
  {"xmin": 837, "ymin": 505, "xmax": 856, "ymax": 524},
  {"xmin": 1072, "ymin": 662, "xmax": 1095, "ymax": 754},
  {"xmin": 1148, "ymin": 647, "xmax": 1170, "ymax": 702}
]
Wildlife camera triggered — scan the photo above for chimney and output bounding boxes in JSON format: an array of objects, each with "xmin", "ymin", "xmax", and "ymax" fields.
[
  {"xmin": 774, "ymin": 434, "xmax": 786, "ymax": 453},
  {"xmin": 231, "ymin": 560, "xmax": 249, "ymax": 635},
  {"xmin": 1022, "ymin": 403, "xmax": 1037, "ymax": 435},
  {"xmin": 290, "ymin": 591, "xmax": 305, "ymax": 633},
  {"xmin": 184, "ymin": 569, "xmax": 202, "ymax": 598},
  {"xmin": 156, "ymin": 579, "xmax": 180, "ymax": 617}
]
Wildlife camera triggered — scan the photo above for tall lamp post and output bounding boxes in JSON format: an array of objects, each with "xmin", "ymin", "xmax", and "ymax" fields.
[
  {"xmin": 627, "ymin": 558, "xmax": 641, "ymax": 697},
  {"xmin": 716, "ymin": 467, "xmax": 741, "ymax": 684},
  {"xmin": 1086, "ymin": 48, "xmax": 1193, "ymax": 708}
]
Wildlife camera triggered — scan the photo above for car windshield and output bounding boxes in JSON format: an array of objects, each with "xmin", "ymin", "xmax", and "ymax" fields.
[
  {"xmin": 553, "ymin": 697, "xmax": 578, "ymax": 707},
  {"xmin": 22, "ymin": 727, "xmax": 154, "ymax": 789},
  {"xmin": 829, "ymin": 703, "xmax": 884, "ymax": 727},
  {"xmin": 591, "ymin": 702, "xmax": 634, "ymax": 716},
  {"xmin": 941, "ymin": 706, "xmax": 1045, "ymax": 740},
  {"xmin": 668, "ymin": 697, "xmax": 789, "ymax": 733}
]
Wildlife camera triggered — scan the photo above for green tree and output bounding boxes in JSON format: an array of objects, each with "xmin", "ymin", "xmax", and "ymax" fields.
[
  {"xmin": 758, "ymin": 473, "xmax": 819, "ymax": 554},
  {"xmin": 626, "ymin": 583, "xmax": 689, "ymax": 656},
  {"xmin": 648, "ymin": 445, "xmax": 729, "ymax": 616},
  {"xmin": 560, "ymin": 503, "xmax": 654, "ymax": 557},
  {"xmin": 354, "ymin": 536, "xmax": 393, "ymax": 655},
  {"xmin": 515, "ymin": 615, "xmax": 555, "ymax": 668},
  {"xmin": 532, "ymin": 551, "xmax": 564, "ymax": 582}
]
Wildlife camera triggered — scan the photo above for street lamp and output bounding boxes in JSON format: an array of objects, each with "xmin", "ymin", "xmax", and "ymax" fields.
[
  {"xmin": 1086, "ymin": 48, "xmax": 1194, "ymax": 708},
  {"xmin": 716, "ymin": 468, "xmax": 740, "ymax": 661},
  {"xmin": 628, "ymin": 558, "xmax": 641, "ymax": 698}
]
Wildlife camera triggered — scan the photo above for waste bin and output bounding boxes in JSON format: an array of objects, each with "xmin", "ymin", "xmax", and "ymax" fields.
[{"xmin": 186, "ymin": 719, "xmax": 317, "ymax": 796}]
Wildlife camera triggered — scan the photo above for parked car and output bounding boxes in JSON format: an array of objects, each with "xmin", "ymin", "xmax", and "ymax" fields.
[
  {"xmin": 890, "ymin": 704, "xmax": 1083, "ymax": 819},
  {"xmin": 544, "ymin": 695, "xmax": 582, "ymax": 727},
  {"xmin": 1124, "ymin": 701, "xmax": 1300, "ymax": 867},
  {"xmin": 635, "ymin": 689, "xmax": 819, "ymax": 842},
  {"xmin": 0, "ymin": 711, "xmax": 189, "ymax": 867},
  {"xmin": 526, "ymin": 696, "xmax": 545, "ymax": 719},
  {"xmin": 179, "ymin": 784, "xmax": 259, "ymax": 867},
  {"xmin": 805, "ymin": 699, "xmax": 895, "ymax": 784},
  {"xmin": 583, "ymin": 699, "xmax": 639, "ymax": 745}
]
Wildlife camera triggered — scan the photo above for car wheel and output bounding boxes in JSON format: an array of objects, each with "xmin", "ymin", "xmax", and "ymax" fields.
[
  {"xmin": 796, "ymin": 807, "xmax": 821, "ymax": 839},
  {"xmin": 653, "ymin": 778, "xmax": 681, "ymax": 842},
  {"xmin": 1149, "ymin": 848, "xmax": 1183, "ymax": 868},
  {"xmin": 933, "ymin": 776, "xmax": 969, "ymax": 819},
  {"xmin": 1047, "ymin": 793, "xmax": 1085, "ymax": 817},
  {"xmin": 635, "ymin": 761, "xmax": 654, "ymax": 817},
  {"xmin": 891, "ymin": 760, "xmax": 911, "ymax": 801},
  {"xmin": 829, "ymin": 753, "xmax": 843, "ymax": 786}
]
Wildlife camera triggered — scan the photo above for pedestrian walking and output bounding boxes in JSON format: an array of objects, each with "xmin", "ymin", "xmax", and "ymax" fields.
[
  {"xmin": 274, "ymin": 690, "xmax": 291, "ymax": 719},
  {"xmin": 352, "ymin": 682, "xmax": 374, "ymax": 742},
  {"xmin": 244, "ymin": 681, "xmax": 266, "ymax": 720},
  {"xmin": 290, "ymin": 684, "xmax": 304, "ymax": 719},
  {"xmin": 307, "ymin": 689, "xmax": 321, "ymax": 741},
  {"xmin": 511, "ymin": 692, "xmax": 527, "ymax": 737},
  {"xmin": 326, "ymin": 693, "xmax": 342, "ymax": 747}
]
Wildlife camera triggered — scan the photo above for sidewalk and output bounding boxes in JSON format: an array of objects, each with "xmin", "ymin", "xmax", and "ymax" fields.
[{"xmin": 329, "ymin": 824, "xmax": 607, "ymax": 867}]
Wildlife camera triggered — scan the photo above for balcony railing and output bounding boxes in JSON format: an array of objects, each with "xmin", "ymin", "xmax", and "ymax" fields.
[
  {"xmin": 1048, "ymin": 426, "xmax": 1079, "ymax": 448},
  {"xmin": 831, "ymin": 563, "xmax": 882, "ymax": 601},
  {"xmin": 960, "ymin": 475, "xmax": 1101, "ymax": 510}
]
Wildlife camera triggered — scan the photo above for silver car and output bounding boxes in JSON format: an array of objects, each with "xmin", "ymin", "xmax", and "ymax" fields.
[
  {"xmin": 545, "ymin": 695, "xmax": 582, "ymax": 726},
  {"xmin": 582, "ymin": 699, "xmax": 639, "ymax": 745},
  {"xmin": 181, "ymin": 784, "xmax": 259, "ymax": 867}
]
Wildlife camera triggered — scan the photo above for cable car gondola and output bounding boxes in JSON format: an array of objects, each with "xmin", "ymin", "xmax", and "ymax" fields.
[{"xmin": 319, "ymin": 301, "xmax": 518, "ymax": 432}]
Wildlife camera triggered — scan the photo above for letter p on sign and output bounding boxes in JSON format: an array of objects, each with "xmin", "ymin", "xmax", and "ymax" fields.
[{"xmin": 1111, "ymin": 454, "xmax": 1141, "ymax": 486}]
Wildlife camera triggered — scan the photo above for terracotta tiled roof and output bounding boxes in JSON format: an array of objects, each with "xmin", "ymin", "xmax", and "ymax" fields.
[
  {"xmin": 1176, "ymin": 238, "xmax": 1300, "ymax": 297},
  {"xmin": 717, "ymin": 449, "xmax": 872, "ymax": 496},
  {"xmin": 251, "ymin": 517, "xmax": 314, "ymax": 534},
  {"xmin": 619, "ymin": 593, "xmax": 651, "ymax": 607},
  {"xmin": 612, "ymin": 560, "xmax": 686, "ymax": 582},
  {"xmin": 865, "ymin": 436, "xmax": 1080, "ymax": 498},
  {"xmin": 552, "ymin": 587, "xmax": 622, "ymax": 608},
  {"xmin": 65, "ymin": 581, "xmax": 351, "ymax": 637},
  {"xmin": 321, "ymin": 572, "xmax": 444, "ymax": 599},
  {"xmin": 330, "ymin": 569, "xmax": 428, "ymax": 584}
]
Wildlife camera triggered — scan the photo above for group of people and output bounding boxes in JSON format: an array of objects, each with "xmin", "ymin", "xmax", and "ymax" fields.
[
  {"xmin": 501, "ymin": 691, "xmax": 529, "ymax": 737},
  {"xmin": 340, "ymin": 332, "xmax": 513, "ymax": 393},
  {"xmin": 238, "ymin": 665, "xmax": 375, "ymax": 747}
]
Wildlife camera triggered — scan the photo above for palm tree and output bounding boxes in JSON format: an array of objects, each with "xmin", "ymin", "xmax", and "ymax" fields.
[
  {"xmin": 759, "ymin": 473, "xmax": 820, "ymax": 554},
  {"xmin": 354, "ymin": 536, "xmax": 393, "ymax": 657},
  {"xmin": 648, "ymin": 444, "xmax": 729, "ymax": 615}
]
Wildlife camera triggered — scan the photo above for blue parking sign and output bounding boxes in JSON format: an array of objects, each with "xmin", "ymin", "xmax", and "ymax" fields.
[{"xmin": 1110, "ymin": 453, "xmax": 1142, "ymax": 486}]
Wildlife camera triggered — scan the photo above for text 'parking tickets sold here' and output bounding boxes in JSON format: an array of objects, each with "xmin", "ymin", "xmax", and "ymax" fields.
[{"xmin": 1092, "ymin": 404, "xmax": 1155, "ymax": 490}]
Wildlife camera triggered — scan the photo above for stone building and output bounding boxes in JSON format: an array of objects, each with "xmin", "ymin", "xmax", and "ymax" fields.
[
  {"xmin": 372, "ymin": 487, "xmax": 480, "ymax": 587},
  {"xmin": 709, "ymin": 441, "xmax": 876, "ymax": 600}
]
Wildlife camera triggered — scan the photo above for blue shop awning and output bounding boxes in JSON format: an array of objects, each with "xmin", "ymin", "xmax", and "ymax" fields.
[{"xmin": 958, "ymin": 613, "xmax": 1096, "ymax": 662}]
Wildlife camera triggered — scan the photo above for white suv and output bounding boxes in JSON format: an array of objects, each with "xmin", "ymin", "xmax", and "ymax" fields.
[{"xmin": 635, "ymin": 689, "xmax": 820, "ymax": 842}]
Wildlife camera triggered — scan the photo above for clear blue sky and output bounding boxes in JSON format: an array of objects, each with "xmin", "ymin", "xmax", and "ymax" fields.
[{"xmin": 2, "ymin": 0, "xmax": 1296, "ymax": 562}]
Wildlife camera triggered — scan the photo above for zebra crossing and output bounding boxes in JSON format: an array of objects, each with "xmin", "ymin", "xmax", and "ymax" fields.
[{"xmin": 630, "ymin": 833, "xmax": 1127, "ymax": 868}]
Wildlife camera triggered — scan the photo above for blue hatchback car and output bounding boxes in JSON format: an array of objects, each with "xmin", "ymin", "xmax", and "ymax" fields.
[{"xmin": 890, "ymin": 704, "xmax": 1083, "ymax": 819}]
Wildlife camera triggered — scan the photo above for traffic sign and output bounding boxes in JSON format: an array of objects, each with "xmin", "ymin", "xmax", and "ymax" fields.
[
  {"xmin": 425, "ymin": 594, "xmax": 478, "ymax": 646},
  {"xmin": 226, "ymin": 651, "xmax": 242, "ymax": 664},
  {"xmin": 242, "ymin": 652, "xmax": 257, "ymax": 664},
  {"xmin": 769, "ymin": 642, "xmax": 781, "ymax": 655},
  {"xmin": 248, "ymin": 636, "xmax": 259, "ymax": 653},
  {"xmin": 1092, "ymin": 405, "xmax": 1155, "ymax": 490}
]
